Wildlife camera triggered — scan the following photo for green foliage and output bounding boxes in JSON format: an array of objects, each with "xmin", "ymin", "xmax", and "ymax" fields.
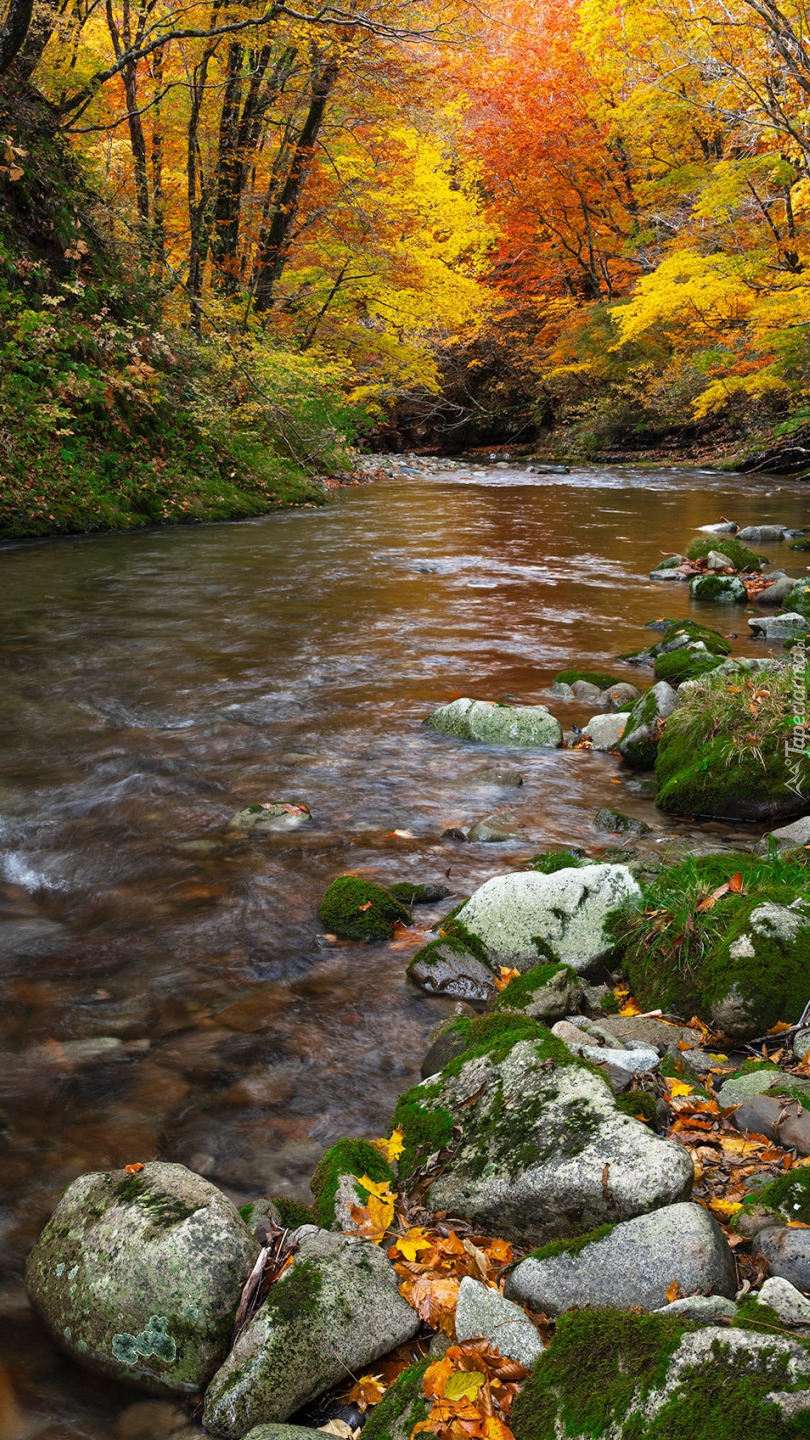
[
  {"xmin": 310, "ymin": 1138, "xmax": 392, "ymax": 1228},
  {"xmin": 685, "ymin": 537, "xmax": 762, "ymax": 571},
  {"xmin": 318, "ymin": 877, "xmax": 412, "ymax": 942},
  {"xmin": 609, "ymin": 849, "xmax": 810, "ymax": 1023},
  {"xmin": 745, "ymin": 1168, "xmax": 810, "ymax": 1226}
]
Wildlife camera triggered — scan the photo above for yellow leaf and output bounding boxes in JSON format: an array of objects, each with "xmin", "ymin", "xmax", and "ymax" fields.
[
  {"xmin": 710, "ymin": 1199, "xmax": 743, "ymax": 1217},
  {"xmin": 444, "ymin": 1370, "xmax": 486, "ymax": 1401},
  {"xmin": 394, "ymin": 1227, "xmax": 433, "ymax": 1262},
  {"xmin": 665, "ymin": 1279, "xmax": 681, "ymax": 1304},
  {"xmin": 665, "ymin": 1079, "xmax": 693, "ymax": 1097},
  {"xmin": 356, "ymin": 1174, "xmax": 395, "ymax": 1199},
  {"xmin": 721, "ymin": 1137, "xmax": 764, "ymax": 1156},
  {"xmin": 373, "ymin": 1127, "xmax": 405, "ymax": 1163}
]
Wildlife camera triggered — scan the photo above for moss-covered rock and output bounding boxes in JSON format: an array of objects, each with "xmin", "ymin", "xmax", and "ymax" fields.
[
  {"xmin": 653, "ymin": 648, "xmax": 724, "ymax": 685},
  {"xmin": 407, "ymin": 906, "xmax": 499, "ymax": 1001},
  {"xmin": 489, "ymin": 962, "xmax": 584, "ymax": 1022},
  {"xmin": 310, "ymin": 1139, "xmax": 393, "ymax": 1230},
  {"xmin": 388, "ymin": 882, "xmax": 451, "ymax": 905},
  {"xmin": 655, "ymin": 667, "xmax": 809, "ymax": 822},
  {"xmin": 609, "ymin": 852, "xmax": 810, "ymax": 1038},
  {"xmin": 619, "ymin": 681, "xmax": 677, "ymax": 770},
  {"xmin": 553, "ymin": 670, "xmax": 622, "ymax": 690},
  {"xmin": 25, "ymin": 1162, "xmax": 259, "ymax": 1395},
  {"xmin": 529, "ymin": 850, "xmax": 587, "ymax": 875},
  {"xmin": 783, "ymin": 584, "xmax": 810, "ymax": 620},
  {"xmin": 390, "ymin": 1014, "xmax": 693, "ymax": 1247},
  {"xmin": 361, "ymin": 1359, "xmax": 433, "ymax": 1440},
  {"xmin": 652, "ymin": 619, "xmax": 733, "ymax": 658},
  {"xmin": 744, "ymin": 1169, "xmax": 810, "ymax": 1227},
  {"xmin": 510, "ymin": 1308, "xmax": 810, "ymax": 1440},
  {"xmin": 686, "ymin": 537, "xmax": 762, "ymax": 571},
  {"xmin": 202, "ymin": 1228, "xmax": 420, "ymax": 1438},
  {"xmin": 229, "ymin": 803, "xmax": 311, "ymax": 832},
  {"xmin": 690, "ymin": 573, "xmax": 748, "ymax": 603},
  {"xmin": 318, "ymin": 877, "xmax": 412, "ymax": 942}
]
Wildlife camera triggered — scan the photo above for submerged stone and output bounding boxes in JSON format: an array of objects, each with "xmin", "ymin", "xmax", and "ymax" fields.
[
  {"xmin": 229, "ymin": 803, "xmax": 311, "ymax": 831},
  {"xmin": 425, "ymin": 698, "xmax": 563, "ymax": 748},
  {"xmin": 25, "ymin": 1162, "xmax": 259, "ymax": 1395}
]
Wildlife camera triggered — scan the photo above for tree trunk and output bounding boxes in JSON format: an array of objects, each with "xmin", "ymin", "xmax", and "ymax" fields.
[{"xmin": 0, "ymin": 0, "xmax": 35, "ymax": 73}]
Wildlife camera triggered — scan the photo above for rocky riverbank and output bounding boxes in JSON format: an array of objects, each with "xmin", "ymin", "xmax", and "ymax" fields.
[{"xmin": 22, "ymin": 511, "xmax": 810, "ymax": 1440}]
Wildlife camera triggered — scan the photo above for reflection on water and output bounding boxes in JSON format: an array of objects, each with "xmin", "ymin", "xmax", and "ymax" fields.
[{"xmin": 0, "ymin": 462, "xmax": 807, "ymax": 1431}]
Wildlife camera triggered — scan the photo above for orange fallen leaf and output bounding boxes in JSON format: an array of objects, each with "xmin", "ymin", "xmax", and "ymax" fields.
[
  {"xmin": 347, "ymin": 1374, "xmax": 386, "ymax": 1408},
  {"xmin": 125, "ymin": 1163, "xmax": 144, "ymax": 1174},
  {"xmin": 665, "ymin": 1279, "xmax": 681, "ymax": 1304},
  {"xmin": 494, "ymin": 967, "xmax": 521, "ymax": 992},
  {"xmin": 358, "ymin": 901, "xmax": 373, "ymax": 912}
]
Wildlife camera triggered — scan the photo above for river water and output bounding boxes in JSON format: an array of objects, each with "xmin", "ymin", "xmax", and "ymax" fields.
[{"xmin": 0, "ymin": 460, "xmax": 808, "ymax": 1433}]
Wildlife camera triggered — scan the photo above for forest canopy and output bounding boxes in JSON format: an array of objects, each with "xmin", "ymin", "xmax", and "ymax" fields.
[{"xmin": 4, "ymin": 0, "xmax": 810, "ymax": 522}]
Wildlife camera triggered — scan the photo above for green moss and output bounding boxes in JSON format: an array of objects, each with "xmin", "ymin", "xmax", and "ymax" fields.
[
  {"xmin": 261, "ymin": 1257, "xmax": 323, "ymax": 1326},
  {"xmin": 310, "ymin": 1138, "xmax": 393, "ymax": 1228},
  {"xmin": 609, "ymin": 850, "xmax": 810, "ymax": 1022},
  {"xmin": 491, "ymin": 963, "xmax": 578, "ymax": 1012},
  {"xmin": 528, "ymin": 1221, "xmax": 616, "ymax": 1262},
  {"xmin": 270, "ymin": 1195, "xmax": 316, "ymax": 1229},
  {"xmin": 736, "ymin": 1059, "xmax": 782, "ymax": 1077},
  {"xmin": 554, "ymin": 670, "xmax": 622, "ymax": 689},
  {"xmin": 390, "ymin": 1091, "xmax": 455, "ymax": 1182},
  {"xmin": 442, "ymin": 1012, "xmax": 579, "ymax": 1072},
  {"xmin": 391, "ymin": 877, "xmax": 427, "ymax": 901},
  {"xmin": 746, "ymin": 1168, "xmax": 810, "ymax": 1226},
  {"xmin": 110, "ymin": 1174, "xmax": 199, "ymax": 1233},
  {"xmin": 655, "ymin": 620, "xmax": 732, "ymax": 657},
  {"xmin": 362, "ymin": 1358, "xmax": 433, "ymax": 1440},
  {"xmin": 318, "ymin": 877, "xmax": 412, "ymax": 942},
  {"xmin": 685, "ymin": 537, "xmax": 762, "ymax": 571},
  {"xmin": 653, "ymin": 649, "xmax": 724, "ymax": 685},
  {"xmin": 784, "ymin": 586, "xmax": 810, "ymax": 620},
  {"xmin": 702, "ymin": 897, "xmax": 810, "ymax": 1032},
  {"xmin": 511, "ymin": 1309, "xmax": 685, "ymax": 1440},
  {"xmin": 529, "ymin": 850, "xmax": 587, "ymax": 875},
  {"xmin": 616, "ymin": 1089, "xmax": 659, "ymax": 1124}
]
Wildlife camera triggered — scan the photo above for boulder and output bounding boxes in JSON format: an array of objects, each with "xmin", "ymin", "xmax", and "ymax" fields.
[
  {"xmin": 229, "ymin": 803, "xmax": 311, "ymax": 831},
  {"xmin": 424, "ymin": 699, "xmax": 562, "ymax": 748},
  {"xmin": 407, "ymin": 936, "xmax": 497, "ymax": 1003},
  {"xmin": 731, "ymin": 1093, "xmax": 810, "ymax": 1154},
  {"xmin": 756, "ymin": 1226, "xmax": 810, "ymax": 1293},
  {"xmin": 653, "ymin": 1294, "xmax": 738, "ymax": 1324},
  {"xmin": 510, "ymin": 1311, "xmax": 810, "ymax": 1440},
  {"xmin": 25, "ymin": 1163, "xmax": 259, "ymax": 1395},
  {"xmin": 618, "ymin": 682, "xmax": 677, "ymax": 770},
  {"xmin": 392, "ymin": 1018, "xmax": 693, "ymax": 1247},
  {"xmin": 593, "ymin": 807, "xmax": 651, "ymax": 836},
  {"xmin": 650, "ymin": 555, "xmax": 687, "ymax": 579},
  {"xmin": 748, "ymin": 612, "xmax": 809, "ymax": 640},
  {"xmin": 318, "ymin": 877, "xmax": 411, "ymax": 942},
  {"xmin": 489, "ymin": 963, "xmax": 584, "ymax": 1023},
  {"xmin": 754, "ymin": 576, "xmax": 800, "ymax": 608},
  {"xmin": 705, "ymin": 549, "xmax": 736, "ymax": 570},
  {"xmin": 596, "ymin": 1015, "xmax": 702, "ymax": 1051},
  {"xmin": 243, "ymin": 1428, "xmax": 325, "ymax": 1440},
  {"xmin": 421, "ymin": 1015, "xmax": 481, "ymax": 1079},
  {"xmin": 759, "ymin": 1276, "xmax": 810, "ymax": 1329},
  {"xmin": 763, "ymin": 815, "xmax": 810, "ymax": 851},
  {"xmin": 602, "ymin": 684, "xmax": 641, "ymax": 711},
  {"xmin": 202, "ymin": 1228, "xmax": 419, "ymax": 1438},
  {"xmin": 737, "ymin": 524, "xmax": 786, "ymax": 542},
  {"xmin": 583, "ymin": 714, "xmax": 629, "ymax": 750},
  {"xmin": 690, "ymin": 574, "xmax": 747, "ymax": 603},
  {"xmin": 504, "ymin": 1203, "xmax": 735, "ymax": 1315},
  {"xmin": 570, "ymin": 681, "xmax": 604, "ymax": 703},
  {"xmin": 697, "ymin": 521, "xmax": 738, "ymax": 534},
  {"xmin": 716, "ymin": 1067, "xmax": 782, "ymax": 1105},
  {"xmin": 453, "ymin": 865, "xmax": 641, "ymax": 975},
  {"xmin": 454, "ymin": 1276, "xmax": 543, "ymax": 1369},
  {"xmin": 706, "ymin": 901, "xmax": 810, "ymax": 1038},
  {"xmin": 467, "ymin": 812, "xmax": 530, "ymax": 843}
]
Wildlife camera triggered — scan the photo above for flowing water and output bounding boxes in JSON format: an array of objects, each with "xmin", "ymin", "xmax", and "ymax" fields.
[{"xmin": 0, "ymin": 460, "xmax": 808, "ymax": 1433}]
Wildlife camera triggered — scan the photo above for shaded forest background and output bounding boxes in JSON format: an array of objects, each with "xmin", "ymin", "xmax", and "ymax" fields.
[{"xmin": 3, "ymin": 0, "xmax": 810, "ymax": 535}]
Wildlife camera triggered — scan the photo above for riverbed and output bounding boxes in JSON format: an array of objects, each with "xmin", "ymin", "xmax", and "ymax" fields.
[{"xmin": 0, "ymin": 460, "xmax": 807, "ymax": 1433}]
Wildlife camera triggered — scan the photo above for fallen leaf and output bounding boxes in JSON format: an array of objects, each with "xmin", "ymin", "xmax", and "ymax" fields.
[
  {"xmin": 358, "ymin": 901, "xmax": 373, "ymax": 912},
  {"xmin": 665, "ymin": 1079, "xmax": 693, "ymax": 1098},
  {"xmin": 445, "ymin": 1371, "xmax": 487, "ymax": 1401},
  {"xmin": 710, "ymin": 1198, "xmax": 743, "ymax": 1217},
  {"xmin": 124, "ymin": 1163, "xmax": 144, "ymax": 1173},
  {"xmin": 392, "ymin": 1227, "xmax": 433, "ymax": 1262},
  {"xmin": 318, "ymin": 1421, "xmax": 354, "ymax": 1438},
  {"xmin": 665, "ymin": 1279, "xmax": 681, "ymax": 1303},
  {"xmin": 494, "ymin": 967, "xmax": 520, "ymax": 992},
  {"xmin": 347, "ymin": 1374, "xmax": 386, "ymax": 1408}
]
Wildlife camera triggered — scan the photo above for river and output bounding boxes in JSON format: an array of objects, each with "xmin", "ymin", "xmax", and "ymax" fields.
[{"xmin": 0, "ymin": 459, "xmax": 807, "ymax": 1433}]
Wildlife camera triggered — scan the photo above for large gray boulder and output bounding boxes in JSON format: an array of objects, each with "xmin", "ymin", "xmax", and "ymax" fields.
[
  {"xmin": 737, "ymin": 524, "xmax": 786, "ymax": 542},
  {"xmin": 454, "ymin": 1276, "xmax": 543, "ymax": 1369},
  {"xmin": 583, "ymin": 713, "xmax": 630, "ymax": 750},
  {"xmin": 504, "ymin": 1203, "xmax": 735, "ymax": 1315},
  {"xmin": 454, "ymin": 865, "xmax": 641, "ymax": 975},
  {"xmin": 25, "ymin": 1163, "xmax": 259, "ymax": 1395},
  {"xmin": 754, "ymin": 576, "xmax": 799, "ymax": 608},
  {"xmin": 203, "ymin": 1228, "xmax": 420, "ymax": 1438},
  {"xmin": 763, "ymin": 815, "xmax": 810, "ymax": 851},
  {"xmin": 424, "ymin": 699, "xmax": 562, "ymax": 748},
  {"xmin": 618, "ymin": 682, "xmax": 677, "ymax": 770},
  {"xmin": 690, "ymin": 574, "xmax": 747, "ymax": 603},
  {"xmin": 395, "ymin": 1030, "xmax": 693, "ymax": 1247},
  {"xmin": 748, "ymin": 612, "xmax": 809, "ymax": 640},
  {"xmin": 757, "ymin": 1227, "xmax": 810, "ymax": 1293}
]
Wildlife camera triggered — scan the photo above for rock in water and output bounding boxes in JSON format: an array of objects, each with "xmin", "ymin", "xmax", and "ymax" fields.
[
  {"xmin": 392, "ymin": 1017, "xmax": 693, "ymax": 1247},
  {"xmin": 618, "ymin": 681, "xmax": 677, "ymax": 770},
  {"xmin": 229, "ymin": 803, "xmax": 311, "ymax": 831},
  {"xmin": 690, "ymin": 574, "xmax": 747, "ymax": 603},
  {"xmin": 202, "ymin": 1228, "xmax": 419, "ymax": 1438},
  {"xmin": 504, "ymin": 1203, "xmax": 736, "ymax": 1314},
  {"xmin": 424, "ymin": 698, "xmax": 563, "ymax": 748},
  {"xmin": 25, "ymin": 1163, "xmax": 259, "ymax": 1394},
  {"xmin": 583, "ymin": 714, "xmax": 629, "ymax": 751},
  {"xmin": 748, "ymin": 612, "xmax": 809, "ymax": 640},
  {"xmin": 453, "ymin": 864, "xmax": 641, "ymax": 974}
]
